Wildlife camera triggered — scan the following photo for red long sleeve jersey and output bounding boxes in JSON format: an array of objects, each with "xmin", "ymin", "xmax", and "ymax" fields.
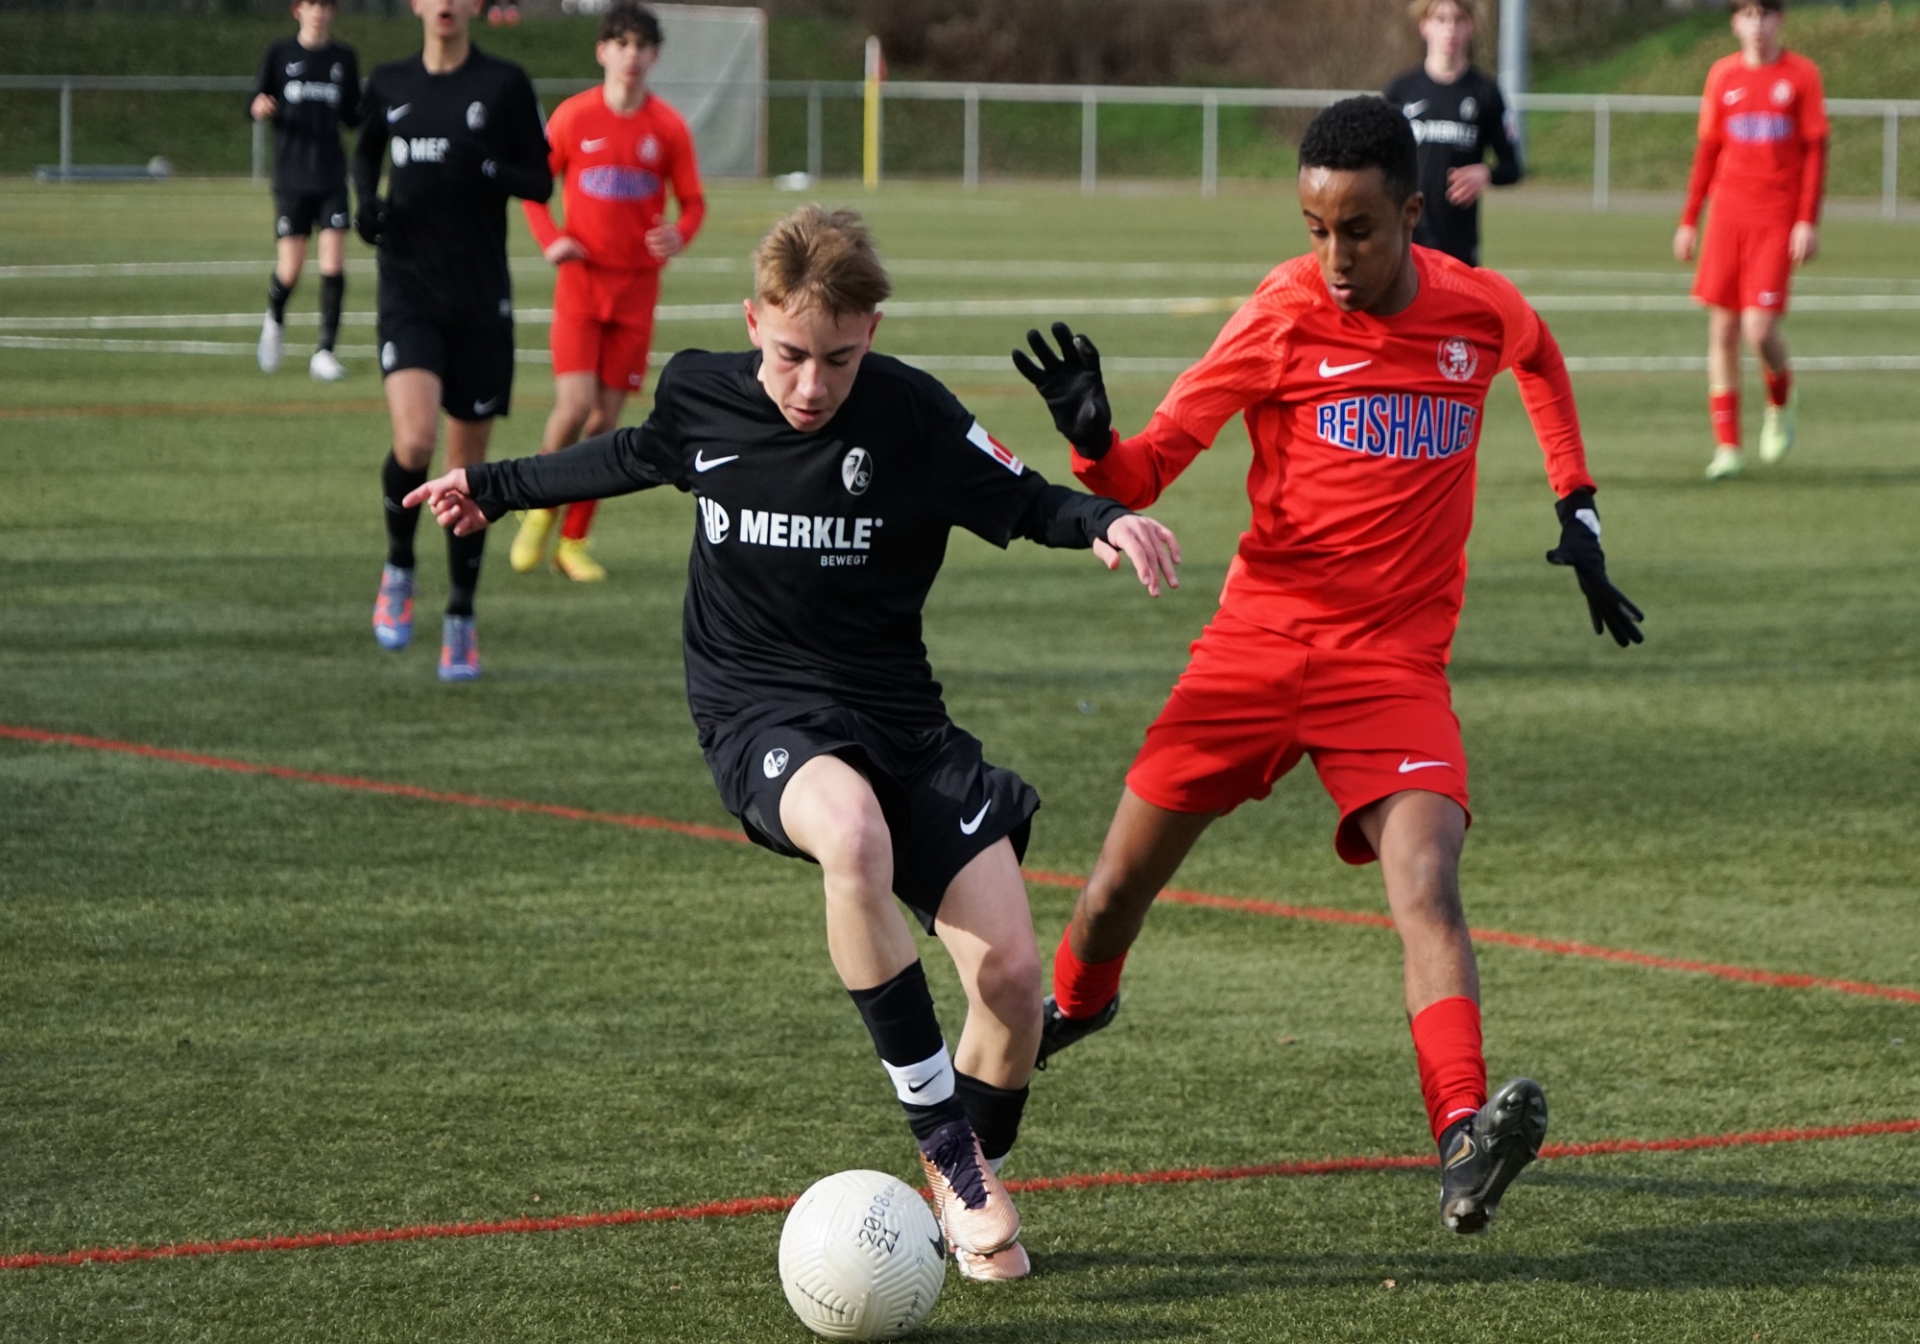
[
  {"xmin": 1074, "ymin": 248, "xmax": 1595, "ymax": 664},
  {"xmin": 523, "ymin": 88, "xmax": 703, "ymax": 272},
  {"xmin": 1682, "ymin": 51, "xmax": 1829, "ymax": 228}
]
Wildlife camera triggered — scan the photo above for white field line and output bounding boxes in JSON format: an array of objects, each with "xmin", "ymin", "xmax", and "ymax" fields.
[{"xmin": 4, "ymin": 334, "xmax": 1917, "ymax": 376}]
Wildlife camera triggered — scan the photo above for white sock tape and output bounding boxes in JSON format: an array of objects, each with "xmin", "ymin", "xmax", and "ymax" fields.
[{"xmin": 883, "ymin": 1045, "xmax": 954, "ymax": 1107}]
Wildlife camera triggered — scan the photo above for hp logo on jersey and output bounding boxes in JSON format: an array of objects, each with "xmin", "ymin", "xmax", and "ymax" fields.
[
  {"xmin": 699, "ymin": 497, "xmax": 731, "ymax": 545},
  {"xmin": 841, "ymin": 447, "xmax": 873, "ymax": 496},
  {"xmin": 763, "ymin": 748, "xmax": 790, "ymax": 779}
]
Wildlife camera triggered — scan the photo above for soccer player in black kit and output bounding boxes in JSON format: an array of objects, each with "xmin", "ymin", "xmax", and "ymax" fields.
[
  {"xmin": 406, "ymin": 206, "xmax": 1182, "ymax": 1281},
  {"xmin": 1383, "ymin": 0, "xmax": 1521, "ymax": 265},
  {"xmin": 250, "ymin": 0, "xmax": 360, "ymax": 381},
  {"xmin": 354, "ymin": 0, "xmax": 551, "ymax": 681}
]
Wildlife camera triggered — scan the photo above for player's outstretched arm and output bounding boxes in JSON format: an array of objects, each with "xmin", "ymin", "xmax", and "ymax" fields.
[
  {"xmin": 1094, "ymin": 513, "xmax": 1182, "ymax": 599},
  {"xmin": 405, "ymin": 469, "xmax": 489, "ymax": 537},
  {"xmin": 1546, "ymin": 490, "xmax": 1644, "ymax": 647}
]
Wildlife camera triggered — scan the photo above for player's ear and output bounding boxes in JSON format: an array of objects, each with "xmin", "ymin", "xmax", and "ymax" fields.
[
  {"xmin": 1403, "ymin": 190, "xmax": 1424, "ymax": 236},
  {"xmin": 743, "ymin": 299, "xmax": 763, "ymax": 348},
  {"xmin": 864, "ymin": 310, "xmax": 882, "ymax": 346}
]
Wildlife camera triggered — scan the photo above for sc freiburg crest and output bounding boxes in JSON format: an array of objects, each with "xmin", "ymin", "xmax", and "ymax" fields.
[{"xmin": 841, "ymin": 446, "xmax": 873, "ymax": 496}]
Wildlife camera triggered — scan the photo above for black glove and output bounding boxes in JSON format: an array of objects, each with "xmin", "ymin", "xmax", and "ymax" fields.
[
  {"xmin": 1546, "ymin": 488, "xmax": 1644, "ymax": 647},
  {"xmin": 1012, "ymin": 322, "xmax": 1113, "ymax": 459},
  {"xmin": 354, "ymin": 196, "xmax": 387, "ymax": 247}
]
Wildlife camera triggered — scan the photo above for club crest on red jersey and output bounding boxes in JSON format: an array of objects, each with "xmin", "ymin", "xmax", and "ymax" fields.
[
  {"xmin": 639, "ymin": 134, "xmax": 662, "ymax": 164},
  {"xmin": 1772, "ymin": 80, "xmax": 1794, "ymax": 106},
  {"xmin": 1437, "ymin": 337, "xmax": 1480, "ymax": 384}
]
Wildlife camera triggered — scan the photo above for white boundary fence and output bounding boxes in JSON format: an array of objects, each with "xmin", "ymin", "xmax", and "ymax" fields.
[{"xmin": 6, "ymin": 74, "xmax": 1917, "ymax": 220}]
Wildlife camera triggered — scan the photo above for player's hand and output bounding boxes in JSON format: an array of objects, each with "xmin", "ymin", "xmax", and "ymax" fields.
[
  {"xmin": 250, "ymin": 94, "xmax": 278, "ymax": 121},
  {"xmin": 645, "ymin": 223, "xmax": 684, "ymax": 260},
  {"xmin": 1012, "ymin": 322, "xmax": 1113, "ymax": 459},
  {"xmin": 355, "ymin": 197, "xmax": 387, "ymax": 247},
  {"xmin": 1445, "ymin": 163, "xmax": 1492, "ymax": 206},
  {"xmin": 403, "ymin": 469, "xmax": 490, "ymax": 537},
  {"xmin": 1095, "ymin": 514, "xmax": 1182, "ymax": 598},
  {"xmin": 1545, "ymin": 488, "xmax": 1644, "ymax": 647},
  {"xmin": 1673, "ymin": 224, "xmax": 1697, "ymax": 264},
  {"xmin": 1789, "ymin": 221, "xmax": 1819, "ymax": 266},
  {"xmin": 544, "ymin": 236, "xmax": 589, "ymax": 265}
]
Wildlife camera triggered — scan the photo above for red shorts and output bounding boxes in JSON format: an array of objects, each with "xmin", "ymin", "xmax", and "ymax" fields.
[
  {"xmin": 1693, "ymin": 211, "xmax": 1793, "ymax": 314},
  {"xmin": 1126, "ymin": 608, "xmax": 1471, "ymax": 865},
  {"xmin": 550, "ymin": 262, "xmax": 661, "ymax": 391}
]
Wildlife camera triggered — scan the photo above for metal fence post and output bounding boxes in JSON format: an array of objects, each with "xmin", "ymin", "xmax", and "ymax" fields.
[
  {"xmin": 806, "ymin": 82, "xmax": 823, "ymax": 180},
  {"xmin": 1593, "ymin": 97, "xmax": 1610, "ymax": 211},
  {"xmin": 59, "ymin": 79, "xmax": 73, "ymax": 179},
  {"xmin": 963, "ymin": 85, "xmax": 980, "ymax": 189},
  {"xmin": 1201, "ymin": 93, "xmax": 1218, "ymax": 198},
  {"xmin": 1884, "ymin": 105, "xmax": 1900, "ymax": 222},
  {"xmin": 1081, "ymin": 88, "xmax": 1097, "ymax": 195},
  {"xmin": 252, "ymin": 118, "xmax": 266, "ymax": 184}
]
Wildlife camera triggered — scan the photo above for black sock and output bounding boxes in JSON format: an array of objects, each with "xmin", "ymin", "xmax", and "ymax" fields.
[
  {"xmin": 317, "ymin": 272, "xmax": 345, "ymax": 352},
  {"xmin": 381, "ymin": 452, "xmax": 427, "ymax": 570},
  {"xmin": 849, "ymin": 961, "xmax": 966, "ymax": 1143},
  {"xmin": 953, "ymin": 1072, "xmax": 1029, "ymax": 1166},
  {"xmin": 268, "ymin": 272, "xmax": 295, "ymax": 323},
  {"xmin": 445, "ymin": 526, "xmax": 487, "ymax": 618}
]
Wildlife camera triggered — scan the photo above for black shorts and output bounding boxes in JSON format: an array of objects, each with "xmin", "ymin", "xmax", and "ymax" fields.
[
  {"xmin": 274, "ymin": 186, "xmax": 350, "ymax": 239},
  {"xmin": 377, "ymin": 302, "xmax": 515, "ymax": 422},
  {"xmin": 706, "ymin": 704, "xmax": 1040, "ymax": 932}
]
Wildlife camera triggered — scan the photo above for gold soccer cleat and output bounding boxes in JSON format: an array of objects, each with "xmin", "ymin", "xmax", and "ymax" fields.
[{"xmin": 917, "ymin": 1120, "xmax": 1020, "ymax": 1256}]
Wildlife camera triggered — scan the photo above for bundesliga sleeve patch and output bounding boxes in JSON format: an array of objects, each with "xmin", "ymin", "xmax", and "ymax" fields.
[{"xmin": 966, "ymin": 420, "xmax": 1024, "ymax": 475}]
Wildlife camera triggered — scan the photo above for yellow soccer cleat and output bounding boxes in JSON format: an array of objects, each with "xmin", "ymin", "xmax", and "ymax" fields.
[
  {"xmin": 509, "ymin": 508, "xmax": 557, "ymax": 573},
  {"xmin": 1705, "ymin": 446, "xmax": 1745, "ymax": 481},
  {"xmin": 552, "ymin": 537, "xmax": 608, "ymax": 583},
  {"xmin": 1759, "ymin": 389, "xmax": 1797, "ymax": 464}
]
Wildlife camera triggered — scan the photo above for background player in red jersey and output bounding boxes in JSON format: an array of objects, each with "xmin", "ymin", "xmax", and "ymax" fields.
[
  {"xmin": 1673, "ymin": 0, "xmax": 1826, "ymax": 481},
  {"xmin": 511, "ymin": 1, "xmax": 705, "ymax": 581},
  {"xmin": 1017, "ymin": 96, "xmax": 1643, "ymax": 1237}
]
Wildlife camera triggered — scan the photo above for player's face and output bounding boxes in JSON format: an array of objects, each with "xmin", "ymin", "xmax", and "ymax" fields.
[
  {"xmin": 1419, "ymin": 2, "xmax": 1473, "ymax": 66},
  {"xmin": 413, "ymin": 0, "xmax": 477, "ymax": 43},
  {"xmin": 597, "ymin": 34, "xmax": 660, "ymax": 86},
  {"xmin": 1298, "ymin": 166, "xmax": 1422, "ymax": 315},
  {"xmin": 1731, "ymin": 6, "xmax": 1783, "ymax": 62},
  {"xmin": 745, "ymin": 300, "xmax": 883, "ymax": 433},
  {"xmin": 293, "ymin": 0, "xmax": 334, "ymax": 41}
]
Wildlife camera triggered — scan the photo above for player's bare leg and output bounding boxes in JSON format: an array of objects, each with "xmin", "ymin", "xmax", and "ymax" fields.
[
  {"xmin": 260, "ymin": 234, "xmax": 307, "ymax": 373},
  {"xmin": 1705, "ymin": 304, "xmax": 1746, "ymax": 479},
  {"xmin": 780, "ymin": 754, "xmax": 1028, "ymax": 1270},
  {"xmin": 1041, "ymin": 789, "xmax": 1220, "ymax": 1065},
  {"xmin": 1743, "ymin": 306, "xmax": 1796, "ymax": 463},
  {"xmin": 310, "ymin": 228, "xmax": 349, "ymax": 382},
  {"xmin": 1355, "ymin": 788, "xmax": 1544, "ymax": 1233}
]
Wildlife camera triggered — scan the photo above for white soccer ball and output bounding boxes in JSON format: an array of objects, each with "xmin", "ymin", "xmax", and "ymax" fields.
[{"xmin": 778, "ymin": 1169, "xmax": 946, "ymax": 1340}]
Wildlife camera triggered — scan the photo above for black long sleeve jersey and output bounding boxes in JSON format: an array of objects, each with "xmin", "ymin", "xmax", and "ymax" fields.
[
  {"xmin": 466, "ymin": 350, "xmax": 1132, "ymax": 742},
  {"xmin": 251, "ymin": 36, "xmax": 362, "ymax": 195},
  {"xmin": 1382, "ymin": 65, "xmax": 1522, "ymax": 265},
  {"xmin": 352, "ymin": 46, "xmax": 551, "ymax": 319}
]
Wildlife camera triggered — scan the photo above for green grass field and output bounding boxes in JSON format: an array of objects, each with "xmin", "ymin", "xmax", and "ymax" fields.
[{"xmin": 3, "ymin": 180, "xmax": 1919, "ymax": 1341}]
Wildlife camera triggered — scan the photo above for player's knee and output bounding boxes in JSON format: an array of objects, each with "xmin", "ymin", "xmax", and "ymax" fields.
[
  {"xmin": 970, "ymin": 939, "xmax": 1043, "ymax": 1028},
  {"xmin": 391, "ymin": 437, "xmax": 436, "ymax": 471},
  {"xmin": 812, "ymin": 809, "xmax": 894, "ymax": 897},
  {"xmin": 1740, "ymin": 311, "xmax": 1777, "ymax": 347}
]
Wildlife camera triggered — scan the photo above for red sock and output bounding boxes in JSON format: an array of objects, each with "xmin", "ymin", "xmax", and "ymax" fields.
[
  {"xmin": 1410, "ymin": 996, "xmax": 1486, "ymax": 1144},
  {"xmin": 1052, "ymin": 929, "xmax": 1126, "ymax": 1020},
  {"xmin": 1764, "ymin": 366, "xmax": 1792, "ymax": 409},
  {"xmin": 1709, "ymin": 388, "xmax": 1741, "ymax": 448},
  {"xmin": 560, "ymin": 499, "xmax": 598, "ymax": 541}
]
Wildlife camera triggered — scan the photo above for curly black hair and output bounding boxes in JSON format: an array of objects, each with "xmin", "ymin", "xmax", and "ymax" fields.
[
  {"xmin": 1298, "ymin": 96, "xmax": 1419, "ymax": 204},
  {"xmin": 598, "ymin": 2, "xmax": 663, "ymax": 48}
]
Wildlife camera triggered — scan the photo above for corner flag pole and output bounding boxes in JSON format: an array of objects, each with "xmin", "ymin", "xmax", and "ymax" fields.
[
  {"xmin": 863, "ymin": 36, "xmax": 884, "ymax": 191},
  {"xmin": 1499, "ymin": 0, "xmax": 1529, "ymax": 155}
]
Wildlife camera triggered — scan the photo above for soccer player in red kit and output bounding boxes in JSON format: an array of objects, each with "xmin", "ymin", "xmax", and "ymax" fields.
[
  {"xmin": 511, "ymin": 1, "xmax": 704, "ymax": 580},
  {"xmin": 1016, "ymin": 97, "xmax": 1644, "ymax": 1235},
  {"xmin": 1674, "ymin": 0, "xmax": 1826, "ymax": 481}
]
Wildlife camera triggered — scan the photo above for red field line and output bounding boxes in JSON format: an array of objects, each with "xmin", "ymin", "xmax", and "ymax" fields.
[
  {"xmin": 6, "ymin": 723, "xmax": 1919, "ymax": 1006},
  {"xmin": 5, "ymin": 1117, "xmax": 1915, "ymax": 1273}
]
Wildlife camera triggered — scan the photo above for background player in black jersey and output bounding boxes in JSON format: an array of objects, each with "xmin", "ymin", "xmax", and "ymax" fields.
[
  {"xmin": 404, "ymin": 206, "xmax": 1181, "ymax": 1281},
  {"xmin": 1383, "ymin": 0, "xmax": 1521, "ymax": 266},
  {"xmin": 353, "ymin": 0, "xmax": 551, "ymax": 681},
  {"xmin": 250, "ymin": 0, "xmax": 360, "ymax": 381}
]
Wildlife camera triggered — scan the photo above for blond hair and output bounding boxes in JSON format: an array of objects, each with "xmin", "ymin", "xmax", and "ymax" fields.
[
  {"xmin": 752, "ymin": 205, "xmax": 892, "ymax": 318},
  {"xmin": 1409, "ymin": 0, "xmax": 1477, "ymax": 22}
]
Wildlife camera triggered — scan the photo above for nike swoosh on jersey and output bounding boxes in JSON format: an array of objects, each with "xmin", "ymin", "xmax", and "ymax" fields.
[
  {"xmin": 959, "ymin": 801, "xmax": 991, "ymax": 835},
  {"xmin": 287, "ymin": 62, "xmax": 305, "ymax": 75},
  {"xmin": 693, "ymin": 452, "xmax": 739, "ymax": 472},
  {"xmin": 1403, "ymin": 100, "xmax": 1429, "ymax": 118},
  {"xmin": 1319, "ymin": 358, "xmax": 1372, "ymax": 377},
  {"xmin": 472, "ymin": 397, "xmax": 501, "ymax": 416},
  {"xmin": 386, "ymin": 103, "xmax": 412, "ymax": 124},
  {"xmin": 1398, "ymin": 758, "xmax": 1451, "ymax": 774},
  {"xmin": 581, "ymin": 137, "xmax": 608, "ymax": 151}
]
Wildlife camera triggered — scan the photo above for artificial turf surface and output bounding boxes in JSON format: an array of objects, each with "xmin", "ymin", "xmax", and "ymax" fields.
[{"xmin": 2, "ymin": 179, "xmax": 1918, "ymax": 1341}]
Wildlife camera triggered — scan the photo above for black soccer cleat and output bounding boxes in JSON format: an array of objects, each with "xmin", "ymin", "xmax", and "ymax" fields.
[
  {"xmin": 1034, "ymin": 993, "xmax": 1119, "ymax": 1070},
  {"xmin": 1438, "ymin": 1076, "xmax": 1549, "ymax": 1234}
]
